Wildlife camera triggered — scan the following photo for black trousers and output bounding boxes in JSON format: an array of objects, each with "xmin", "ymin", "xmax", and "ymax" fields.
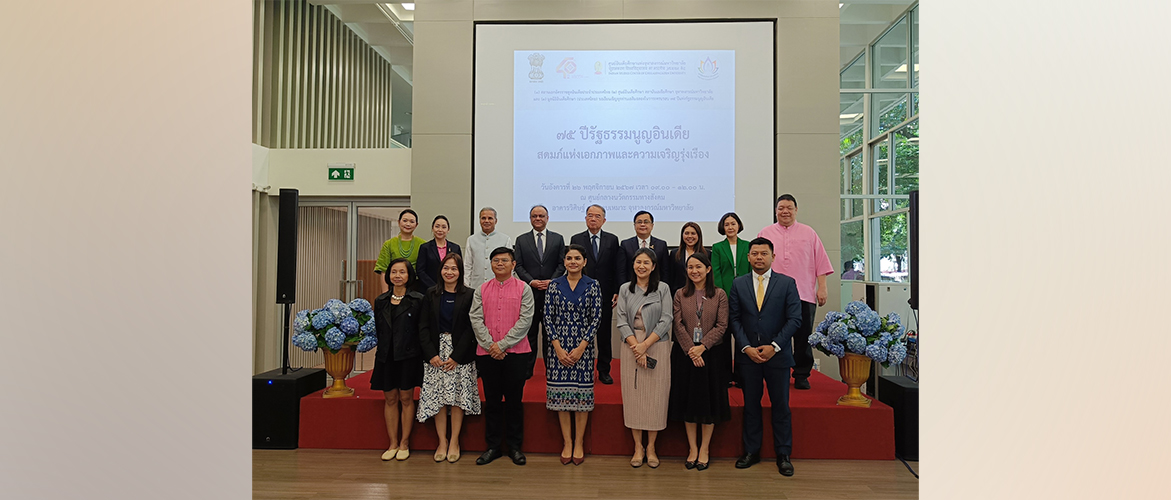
[
  {"xmin": 792, "ymin": 301, "xmax": 817, "ymax": 380},
  {"xmin": 595, "ymin": 303, "xmax": 613, "ymax": 376},
  {"xmin": 525, "ymin": 290, "xmax": 546, "ymax": 379},
  {"xmin": 738, "ymin": 357, "xmax": 792, "ymax": 457},
  {"xmin": 476, "ymin": 354, "xmax": 528, "ymax": 451}
]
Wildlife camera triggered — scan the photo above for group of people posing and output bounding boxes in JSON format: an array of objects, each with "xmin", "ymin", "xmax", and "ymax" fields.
[{"xmin": 367, "ymin": 195, "xmax": 832, "ymax": 476}]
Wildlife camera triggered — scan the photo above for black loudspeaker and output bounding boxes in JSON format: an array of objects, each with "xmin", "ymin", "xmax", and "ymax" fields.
[
  {"xmin": 276, "ymin": 188, "xmax": 299, "ymax": 304},
  {"xmin": 252, "ymin": 368, "xmax": 326, "ymax": 449},
  {"xmin": 877, "ymin": 375, "xmax": 919, "ymax": 461},
  {"xmin": 908, "ymin": 190, "xmax": 918, "ymax": 310}
]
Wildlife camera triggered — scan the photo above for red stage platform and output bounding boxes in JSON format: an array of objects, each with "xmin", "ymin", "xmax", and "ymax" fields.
[{"xmin": 299, "ymin": 360, "xmax": 894, "ymax": 460}]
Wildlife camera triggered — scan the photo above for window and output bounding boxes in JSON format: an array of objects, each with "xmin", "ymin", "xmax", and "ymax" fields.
[{"xmin": 840, "ymin": 3, "xmax": 918, "ymax": 283}]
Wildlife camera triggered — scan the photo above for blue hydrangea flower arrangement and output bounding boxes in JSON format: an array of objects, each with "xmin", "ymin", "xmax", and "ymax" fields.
[
  {"xmin": 810, "ymin": 301, "xmax": 908, "ymax": 367},
  {"xmin": 292, "ymin": 298, "xmax": 378, "ymax": 354}
]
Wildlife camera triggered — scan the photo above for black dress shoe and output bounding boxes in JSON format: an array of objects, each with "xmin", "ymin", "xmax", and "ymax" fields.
[
  {"xmin": 685, "ymin": 460, "xmax": 696, "ymax": 470},
  {"xmin": 734, "ymin": 452, "xmax": 760, "ymax": 469},
  {"xmin": 777, "ymin": 455, "xmax": 794, "ymax": 476},
  {"xmin": 507, "ymin": 448, "xmax": 527, "ymax": 465},
  {"xmin": 475, "ymin": 448, "xmax": 502, "ymax": 465},
  {"xmin": 598, "ymin": 373, "xmax": 614, "ymax": 385},
  {"xmin": 794, "ymin": 378, "xmax": 811, "ymax": 390},
  {"xmin": 696, "ymin": 461, "xmax": 709, "ymax": 471}
]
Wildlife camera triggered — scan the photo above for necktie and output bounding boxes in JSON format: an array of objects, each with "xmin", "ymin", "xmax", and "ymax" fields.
[
  {"xmin": 756, "ymin": 274, "xmax": 765, "ymax": 311},
  {"xmin": 641, "ymin": 240, "xmax": 647, "ymax": 249},
  {"xmin": 592, "ymin": 234, "xmax": 599, "ymax": 259},
  {"xmin": 536, "ymin": 232, "xmax": 544, "ymax": 260}
]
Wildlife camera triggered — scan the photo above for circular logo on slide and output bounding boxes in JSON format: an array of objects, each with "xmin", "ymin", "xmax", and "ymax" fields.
[{"xmin": 556, "ymin": 57, "xmax": 577, "ymax": 78}]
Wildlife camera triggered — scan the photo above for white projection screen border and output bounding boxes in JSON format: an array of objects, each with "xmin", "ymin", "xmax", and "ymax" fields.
[{"xmin": 473, "ymin": 20, "xmax": 776, "ymax": 244}]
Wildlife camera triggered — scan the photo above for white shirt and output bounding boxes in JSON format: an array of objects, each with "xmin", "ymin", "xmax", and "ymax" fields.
[
  {"xmin": 465, "ymin": 230, "xmax": 511, "ymax": 288},
  {"xmin": 637, "ymin": 236, "xmax": 651, "ymax": 249},
  {"xmin": 728, "ymin": 241, "xmax": 737, "ymax": 268},
  {"xmin": 742, "ymin": 269, "xmax": 782, "ymax": 354}
]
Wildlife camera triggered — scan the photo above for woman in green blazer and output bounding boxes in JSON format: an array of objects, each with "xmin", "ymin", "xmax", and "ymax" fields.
[{"xmin": 710, "ymin": 212, "xmax": 752, "ymax": 297}]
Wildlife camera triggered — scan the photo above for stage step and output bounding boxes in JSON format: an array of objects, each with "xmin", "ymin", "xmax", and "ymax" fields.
[{"xmin": 298, "ymin": 361, "xmax": 894, "ymax": 460}]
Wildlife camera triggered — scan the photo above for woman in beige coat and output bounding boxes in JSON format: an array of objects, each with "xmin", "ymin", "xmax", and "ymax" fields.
[{"xmin": 615, "ymin": 248, "xmax": 673, "ymax": 468}]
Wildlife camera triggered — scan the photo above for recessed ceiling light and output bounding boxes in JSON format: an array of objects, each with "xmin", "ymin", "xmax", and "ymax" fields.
[
  {"xmin": 839, "ymin": 3, "xmax": 844, "ymax": 8},
  {"xmin": 402, "ymin": 2, "xmax": 414, "ymax": 10}
]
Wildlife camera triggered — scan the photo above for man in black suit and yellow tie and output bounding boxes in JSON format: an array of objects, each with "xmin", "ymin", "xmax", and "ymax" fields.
[
  {"xmin": 569, "ymin": 204, "xmax": 621, "ymax": 385},
  {"xmin": 513, "ymin": 204, "xmax": 566, "ymax": 379},
  {"xmin": 728, "ymin": 237, "xmax": 802, "ymax": 476}
]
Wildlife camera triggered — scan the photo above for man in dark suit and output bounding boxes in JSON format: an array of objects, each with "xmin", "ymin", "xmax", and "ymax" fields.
[
  {"xmin": 617, "ymin": 210, "xmax": 670, "ymax": 287},
  {"xmin": 569, "ymin": 204, "xmax": 620, "ymax": 385},
  {"xmin": 728, "ymin": 237, "xmax": 803, "ymax": 476},
  {"xmin": 513, "ymin": 204, "xmax": 566, "ymax": 379}
]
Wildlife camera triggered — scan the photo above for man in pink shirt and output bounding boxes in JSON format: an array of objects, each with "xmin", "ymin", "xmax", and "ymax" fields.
[
  {"xmin": 470, "ymin": 246, "xmax": 535, "ymax": 465},
  {"xmin": 757, "ymin": 194, "xmax": 833, "ymax": 390}
]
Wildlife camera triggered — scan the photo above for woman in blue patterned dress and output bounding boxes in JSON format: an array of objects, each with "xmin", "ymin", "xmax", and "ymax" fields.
[{"xmin": 544, "ymin": 244, "xmax": 601, "ymax": 465}]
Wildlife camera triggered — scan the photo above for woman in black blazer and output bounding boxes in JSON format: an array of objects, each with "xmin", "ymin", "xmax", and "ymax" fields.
[
  {"xmin": 371, "ymin": 258, "xmax": 425, "ymax": 461},
  {"xmin": 416, "ymin": 215, "xmax": 463, "ymax": 291},
  {"xmin": 668, "ymin": 222, "xmax": 709, "ymax": 295},
  {"xmin": 415, "ymin": 253, "xmax": 480, "ymax": 463}
]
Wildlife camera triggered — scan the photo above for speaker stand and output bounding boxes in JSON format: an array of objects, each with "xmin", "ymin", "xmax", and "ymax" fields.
[{"xmin": 282, "ymin": 303, "xmax": 292, "ymax": 375}]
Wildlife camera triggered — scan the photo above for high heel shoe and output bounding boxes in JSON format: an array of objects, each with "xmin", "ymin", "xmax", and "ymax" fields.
[
  {"xmin": 685, "ymin": 460, "xmax": 697, "ymax": 470},
  {"xmin": 572, "ymin": 455, "xmax": 585, "ymax": 465},
  {"xmin": 695, "ymin": 461, "xmax": 709, "ymax": 471},
  {"xmin": 560, "ymin": 455, "xmax": 573, "ymax": 465}
]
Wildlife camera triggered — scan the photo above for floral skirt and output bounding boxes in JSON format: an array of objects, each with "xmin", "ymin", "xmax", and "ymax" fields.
[{"xmin": 416, "ymin": 333, "xmax": 481, "ymax": 422}]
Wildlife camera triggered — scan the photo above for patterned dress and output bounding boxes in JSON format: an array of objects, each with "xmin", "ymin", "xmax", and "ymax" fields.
[
  {"xmin": 543, "ymin": 275, "xmax": 601, "ymax": 412},
  {"xmin": 416, "ymin": 291, "xmax": 481, "ymax": 421}
]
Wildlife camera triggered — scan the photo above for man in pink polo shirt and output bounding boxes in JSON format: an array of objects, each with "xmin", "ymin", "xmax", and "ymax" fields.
[
  {"xmin": 469, "ymin": 246, "xmax": 535, "ymax": 466},
  {"xmin": 757, "ymin": 194, "xmax": 833, "ymax": 390}
]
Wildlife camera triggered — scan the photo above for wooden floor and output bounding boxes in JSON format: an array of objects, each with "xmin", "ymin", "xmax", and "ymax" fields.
[{"xmin": 254, "ymin": 449, "xmax": 918, "ymax": 499}]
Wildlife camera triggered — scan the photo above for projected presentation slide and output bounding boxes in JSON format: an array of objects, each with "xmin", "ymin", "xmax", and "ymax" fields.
[
  {"xmin": 475, "ymin": 22, "xmax": 774, "ymax": 239},
  {"xmin": 513, "ymin": 50, "xmax": 734, "ymax": 223}
]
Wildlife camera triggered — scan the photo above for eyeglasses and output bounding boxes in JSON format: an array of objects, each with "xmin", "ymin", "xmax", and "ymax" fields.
[
  {"xmin": 491, "ymin": 258, "xmax": 512, "ymax": 264},
  {"xmin": 634, "ymin": 219, "xmax": 652, "ymax": 225}
]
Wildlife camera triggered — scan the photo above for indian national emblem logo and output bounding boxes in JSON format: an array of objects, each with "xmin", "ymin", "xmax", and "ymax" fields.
[
  {"xmin": 556, "ymin": 57, "xmax": 577, "ymax": 79},
  {"xmin": 698, "ymin": 57, "xmax": 719, "ymax": 80},
  {"xmin": 528, "ymin": 53, "xmax": 545, "ymax": 80}
]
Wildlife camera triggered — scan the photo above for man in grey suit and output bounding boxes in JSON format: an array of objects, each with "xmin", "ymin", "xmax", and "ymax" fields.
[
  {"xmin": 729, "ymin": 237, "xmax": 802, "ymax": 476},
  {"xmin": 513, "ymin": 205, "xmax": 565, "ymax": 379}
]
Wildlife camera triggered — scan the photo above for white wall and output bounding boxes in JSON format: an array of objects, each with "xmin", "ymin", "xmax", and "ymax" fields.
[{"xmin": 266, "ymin": 148, "xmax": 412, "ymax": 196}]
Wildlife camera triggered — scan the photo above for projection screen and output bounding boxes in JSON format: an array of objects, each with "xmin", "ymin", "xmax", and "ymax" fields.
[{"xmin": 474, "ymin": 21, "xmax": 775, "ymax": 242}]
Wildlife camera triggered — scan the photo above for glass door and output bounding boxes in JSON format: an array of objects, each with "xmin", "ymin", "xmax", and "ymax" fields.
[{"xmin": 290, "ymin": 199, "xmax": 410, "ymax": 372}]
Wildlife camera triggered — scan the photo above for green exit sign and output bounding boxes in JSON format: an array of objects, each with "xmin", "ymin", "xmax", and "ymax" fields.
[{"xmin": 328, "ymin": 167, "xmax": 354, "ymax": 181}]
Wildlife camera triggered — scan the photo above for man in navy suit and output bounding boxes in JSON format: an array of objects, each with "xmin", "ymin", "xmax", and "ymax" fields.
[
  {"xmin": 569, "ymin": 204, "xmax": 621, "ymax": 385},
  {"xmin": 728, "ymin": 237, "xmax": 802, "ymax": 476},
  {"xmin": 617, "ymin": 210, "xmax": 670, "ymax": 287},
  {"xmin": 513, "ymin": 205, "xmax": 566, "ymax": 379}
]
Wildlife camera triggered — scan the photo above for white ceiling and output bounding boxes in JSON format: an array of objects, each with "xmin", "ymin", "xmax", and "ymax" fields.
[
  {"xmin": 839, "ymin": 1, "xmax": 916, "ymax": 69},
  {"xmin": 307, "ymin": 1, "xmax": 916, "ymax": 81}
]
